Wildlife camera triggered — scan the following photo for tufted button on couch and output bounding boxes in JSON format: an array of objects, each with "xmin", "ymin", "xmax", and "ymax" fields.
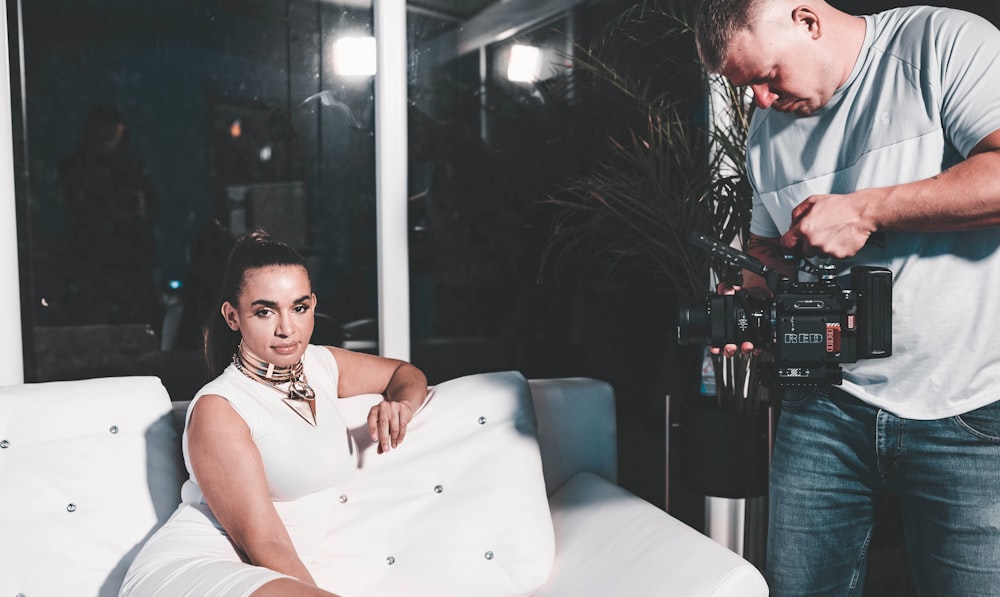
[{"xmin": 0, "ymin": 371, "xmax": 767, "ymax": 596}]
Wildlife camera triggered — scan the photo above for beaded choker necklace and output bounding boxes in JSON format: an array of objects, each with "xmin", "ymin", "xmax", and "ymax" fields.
[{"xmin": 233, "ymin": 342, "xmax": 317, "ymax": 426}]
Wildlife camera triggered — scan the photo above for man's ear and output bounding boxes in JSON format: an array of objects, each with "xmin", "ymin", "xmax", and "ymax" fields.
[
  {"xmin": 792, "ymin": 5, "xmax": 822, "ymax": 40},
  {"xmin": 222, "ymin": 302, "xmax": 240, "ymax": 331}
]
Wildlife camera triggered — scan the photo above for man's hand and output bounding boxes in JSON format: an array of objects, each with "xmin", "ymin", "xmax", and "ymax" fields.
[
  {"xmin": 367, "ymin": 399, "xmax": 413, "ymax": 453},
  {"xmin": 782, "ymin": 192, "xmax": 877, "ymax": 258}
]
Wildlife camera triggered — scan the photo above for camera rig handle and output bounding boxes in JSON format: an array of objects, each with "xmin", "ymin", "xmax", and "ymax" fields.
[
  {"xmin": 687, "ymin": 233, "xmax": 771, "ymax": 277},
  {"xmin": 687, "ymin": 233, "xmax": 830, "ymax": 280}
]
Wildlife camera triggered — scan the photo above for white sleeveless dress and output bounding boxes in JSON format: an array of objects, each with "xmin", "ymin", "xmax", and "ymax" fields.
[{"xmin": 119, "ymin": 345, "xmax": 358, "ymax": 597}]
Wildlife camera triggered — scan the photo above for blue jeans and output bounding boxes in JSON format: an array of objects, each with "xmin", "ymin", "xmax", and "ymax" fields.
[{"xmin": 766, "ymin": 386, "xmax": 1000, "ymax": 597}]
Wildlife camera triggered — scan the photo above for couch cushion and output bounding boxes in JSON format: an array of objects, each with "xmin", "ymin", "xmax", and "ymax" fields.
[
  {"xmin": 310, "ymin": 370, "xmax": 555, "ymax": 597},
  {"xmin": 535, "ymin": 471, "xmax": 768, "ymax": 597},
  {"xmin": 527, "ymin": 377, "xmax": 617, "ymax": 495},
  {"xmin": 0, "ymin": 376, "xmax": 183, "ymax": 597}
]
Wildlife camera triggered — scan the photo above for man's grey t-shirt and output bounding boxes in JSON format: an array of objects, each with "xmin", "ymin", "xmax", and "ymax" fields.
[{"xmin": 746, "ymin": 6, "xmax": 1000, "ymax": 418}]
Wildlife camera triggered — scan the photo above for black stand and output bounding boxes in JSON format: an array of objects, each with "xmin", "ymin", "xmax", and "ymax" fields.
[
  {"xmin": 665, "ymin": 383, "xmax": 776, "ymax": 572},
  {"xmin": 678, "ymin": 397, "xmax": 769, "ymax": 499}
]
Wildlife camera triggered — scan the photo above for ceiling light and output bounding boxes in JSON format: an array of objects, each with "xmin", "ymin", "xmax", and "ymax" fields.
[
  {"xmin": 332, "ymin": 35, "xmax": 377, "ymax": 77},
  {"xmin": 507, "ymin": 44, "xmax": 541, "ymax": 83}
]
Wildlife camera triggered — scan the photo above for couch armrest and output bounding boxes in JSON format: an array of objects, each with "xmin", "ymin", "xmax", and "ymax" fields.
[
  {"xmin": 536, "ymin": 472, "xmax": 768, "ymax": 597},
  {"xmin": 528, "ymin": 378, "xmax": 617, "ymax": 496},
  {"xmin": 0, "ymin": 376, "xmax": 183, "ymax": 597}
]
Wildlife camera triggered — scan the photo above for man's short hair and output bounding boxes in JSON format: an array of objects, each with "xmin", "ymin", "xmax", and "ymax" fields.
[{"xmin": 695, "ymin": 0, "xmax": 763, "ymax": 72}]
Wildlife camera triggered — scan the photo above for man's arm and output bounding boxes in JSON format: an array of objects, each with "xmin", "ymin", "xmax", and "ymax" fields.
[{"xmin": 783, "ymin": 130, "xmax": 1000, "ymax": 257}]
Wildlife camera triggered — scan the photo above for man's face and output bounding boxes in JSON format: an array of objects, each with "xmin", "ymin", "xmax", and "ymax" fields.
[{"xmin": 720, "ymin": 25, "xmax": 836, "ymax": 117}]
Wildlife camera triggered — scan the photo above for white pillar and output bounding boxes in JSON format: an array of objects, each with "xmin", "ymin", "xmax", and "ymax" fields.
[
  {"xmin": 374, "ymin": 0, "xmax": 410, "ymax": 360},
  {"xmin": 0, "ymin": 5, "xmax": 25, "ymax": 386}
]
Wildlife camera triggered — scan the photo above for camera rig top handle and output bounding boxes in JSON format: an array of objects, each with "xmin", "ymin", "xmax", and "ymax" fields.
[
  {"xmin": 687, "ymin": 232, "xmax": 854, "ymax": 281},
  {"xmin": 687, "ymin": 233, "xmax": 771, "ymax": 277},
  {"xmin": 786, "ymin": 243, "xmax": 824, "ymax": 277},
  {"xmin": 780, "ymin": 229, "xmax": 886, "ymax": 277}
]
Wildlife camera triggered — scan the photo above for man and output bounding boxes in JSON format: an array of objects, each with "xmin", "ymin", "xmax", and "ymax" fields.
[{"xmin": 694, "ymin": 1, "xmax": 1000, "ymax": 595}]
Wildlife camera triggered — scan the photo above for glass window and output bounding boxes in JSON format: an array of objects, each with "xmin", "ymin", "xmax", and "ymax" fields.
[
  {"xmin": 405, "ymin": 8, "xmax": 580, "ymax": 383},
  {"xmin": 11, "ymin": 0, "xmax": 609, "ymax": 391},
  {"xmin": 14, "ymin": 0, "xmax": 378, "ymax": 393}
]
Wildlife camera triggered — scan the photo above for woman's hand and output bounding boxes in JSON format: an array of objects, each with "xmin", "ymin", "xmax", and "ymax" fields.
[
  {"xmin": 367, "ymin": 399, "xmax": 413, "ymax": 453},
  {"xmin": 327, "ymin": 346, "xmax": 429, "ymax": 453}
]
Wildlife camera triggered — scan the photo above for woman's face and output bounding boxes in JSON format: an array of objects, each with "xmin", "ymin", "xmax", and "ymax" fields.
[{"xmin": 222, "ymin": 264, "xmax": 316, "ymax": 366}]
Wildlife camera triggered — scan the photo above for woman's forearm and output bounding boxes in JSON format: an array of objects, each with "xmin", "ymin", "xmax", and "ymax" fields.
[
  {"xmin": 385, "ymin": 362, "xmax": 428, "ymax": 411},
  {"xmin": 239, "ymin": 534, "xmax": 318, "ymax": 585}
]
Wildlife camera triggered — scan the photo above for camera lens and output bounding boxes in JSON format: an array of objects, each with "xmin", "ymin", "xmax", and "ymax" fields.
[
  {"xmin": 677, "ymin": 298, "xmax": 710, "ymax": 346},
  {"xmin": 678, "ymin": 293, "xmax": 768, "ymax": 348}
]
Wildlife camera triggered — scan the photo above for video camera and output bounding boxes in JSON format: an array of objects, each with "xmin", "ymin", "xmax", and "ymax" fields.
[{"xmin": 676, "ymin": 233, "xmax": 893, "ymax": 387}]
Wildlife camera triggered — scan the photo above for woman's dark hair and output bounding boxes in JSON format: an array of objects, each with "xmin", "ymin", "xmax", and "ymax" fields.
[{"xmin": 203, "ymin": 229, "xmax": 311, "ymax": 376}]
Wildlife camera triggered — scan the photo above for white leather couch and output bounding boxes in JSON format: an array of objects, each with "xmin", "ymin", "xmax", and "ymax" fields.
[{"xmin": 0, "ymin": 370, "xmax": 767, "ymax": 596}]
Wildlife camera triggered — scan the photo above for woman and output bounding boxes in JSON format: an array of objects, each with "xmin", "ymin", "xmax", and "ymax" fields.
[{"xmin": 120, "ymin": 230, "xmax": 429, "ymax": 597}]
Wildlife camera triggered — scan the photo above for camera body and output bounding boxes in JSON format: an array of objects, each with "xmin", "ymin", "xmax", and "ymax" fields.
[{"xmin": 677, "ymin": 234, "xmax": 893, "ymax": 387}]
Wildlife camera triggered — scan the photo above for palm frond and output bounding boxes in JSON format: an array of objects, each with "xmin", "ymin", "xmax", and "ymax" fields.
[{"xmin": 540, "ymin": 0, "xmax": 753, "ymax": 298}]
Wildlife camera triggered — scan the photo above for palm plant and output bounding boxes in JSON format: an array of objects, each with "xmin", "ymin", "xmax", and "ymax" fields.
[
  {"xmin": 539, "ymin": 0, "xmax": 758, "ymax": 409},
  {"xmin": 541, "ymin": 0, "xmax": 754, "ymax": 299}
]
